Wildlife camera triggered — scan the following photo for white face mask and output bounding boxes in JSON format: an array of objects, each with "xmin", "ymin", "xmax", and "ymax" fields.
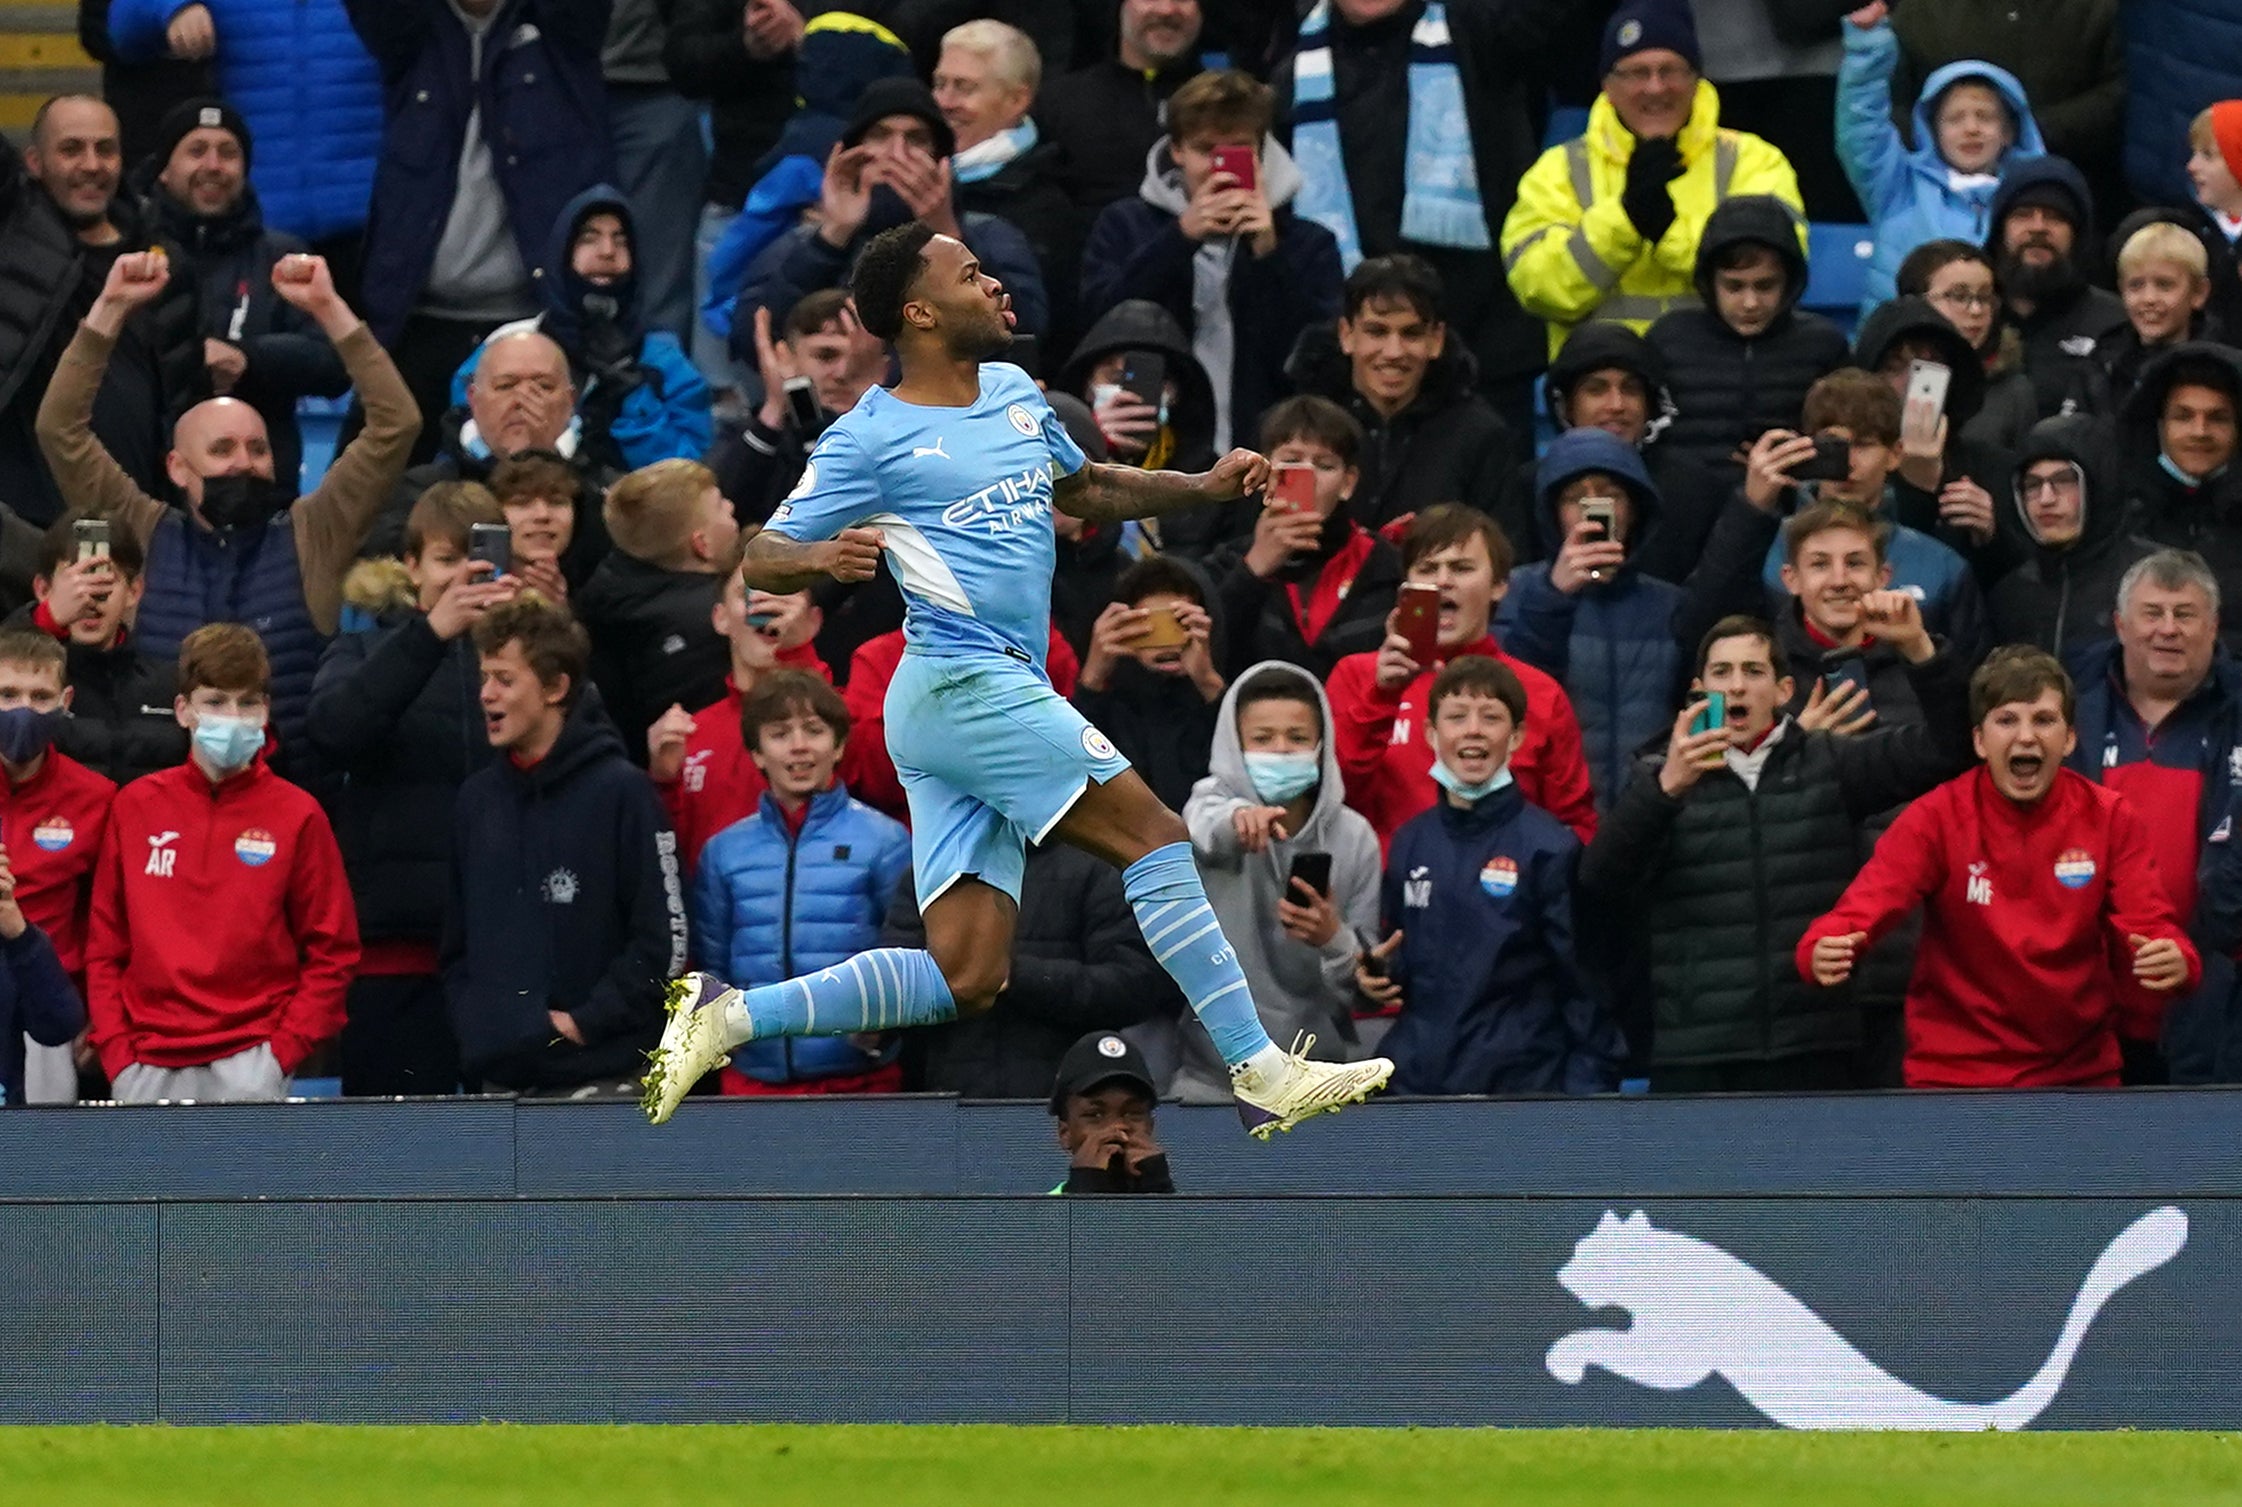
[{"xmin": 1244, "ymin": 748, "xmax": 1320, "ymax": 804}]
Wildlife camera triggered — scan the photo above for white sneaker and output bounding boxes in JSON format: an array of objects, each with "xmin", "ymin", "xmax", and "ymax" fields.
[
  {"xmin": 1232, "ymin": 1034, "xmax": 1393, "ymax": 1140},
  {"xmin": 640, "ymin": 971, "xmax": 738, "ymax": 1125}
]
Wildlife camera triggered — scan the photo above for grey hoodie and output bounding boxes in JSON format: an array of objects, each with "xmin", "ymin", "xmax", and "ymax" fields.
[
  {"xmin": 1136, "ymin": 136, "xmax": 1307, "ymax": 454},
  {"xmin": 1174, "ymin": 661, "xmax": 1382, "ymax": 1103}
]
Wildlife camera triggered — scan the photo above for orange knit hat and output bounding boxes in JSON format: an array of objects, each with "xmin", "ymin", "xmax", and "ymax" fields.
[{"xmin": 2213, "ymin": 100, "xmax": 2242, "ymax": 182}]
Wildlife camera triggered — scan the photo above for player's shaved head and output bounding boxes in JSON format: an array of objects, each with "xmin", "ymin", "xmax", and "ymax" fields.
[{"xmin": 850, "ymin": 221, "xmax": 939, "ymax": 341}]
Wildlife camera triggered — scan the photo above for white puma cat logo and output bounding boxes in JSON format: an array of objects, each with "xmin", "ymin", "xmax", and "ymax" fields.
[
  {"xmin": 1544, "ymin": 1206, "xmax": 2187, "ymax": 1430},
  {"xmin": 912, "ymin": 438, "xmax": 949, "ymax": 460}
]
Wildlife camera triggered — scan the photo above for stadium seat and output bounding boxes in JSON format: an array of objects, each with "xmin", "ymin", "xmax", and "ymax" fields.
[
  {"xmin": 296, "ymin": 393, "xmax": 352, "ymax": 492},
  {"xmin": 1801, "ymin": 223, "xmax": 1875, "ymax": 336},
  {"xmin": 1543, "ymin": 105, "xmax": 1589, "ymax": 150}
]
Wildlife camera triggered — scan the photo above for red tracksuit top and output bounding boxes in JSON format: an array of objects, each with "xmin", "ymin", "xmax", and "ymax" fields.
[
  {"xmin": 1798, "ymin": 766, "xmax": 2200, "ymax": 1088},
  {"xmin": 654, "ymin": 643, "xmax": 831, "ymax": 874},
  {"xmin": 1327, "ymin": 632, "xmax": 1597, "ymax": 848},
  {"xmin": 87, "ymin": 753, "xmax": 359, "ymax": 1077},
  {"xmin": 0, "ymin": 749, "xmax": 114, "ymax": 974}
]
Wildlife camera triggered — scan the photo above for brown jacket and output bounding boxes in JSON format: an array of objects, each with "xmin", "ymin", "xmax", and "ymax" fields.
[{"xmin": 34, "ymin": 320, "xmax": 418, "ymax": 635}]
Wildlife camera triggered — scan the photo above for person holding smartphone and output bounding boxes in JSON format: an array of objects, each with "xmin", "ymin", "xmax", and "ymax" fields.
[
  {"xmin": 1174, "ymin": 662, "xmax": 1381, "ymax": 1104},
  {"xmin": 1581, "ymin": 610, "xmax": 1974, "ymax": 1092}
]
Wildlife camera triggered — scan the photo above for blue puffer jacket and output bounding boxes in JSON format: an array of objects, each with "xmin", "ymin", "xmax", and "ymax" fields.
[
  {"xmin": 2124, "ymin": 0, "xmax": 2242, "ymax": 207},
  {"xmin": 1837, "ymin": 24, "xmax": 2045, "ymax": 313},
  {"xmin": 1382, "ymin": 782, "xmax": 1622, "ymax": 1096},
  {"xmin": 449, "ymin": 185, "xmax": 712, "ymax": 470},
  {"xmin": 344, "ymin": 0, "xmax": 614, "ymax": 346},
  {"xmin": 690, "ymin": 783, "xmax": 911, "ymax": 1085},
  {"xmin": 1498, "ymin": 429, "xmax": 1690, "ymax": 808},
  {"xmin": 109, "ymin": 0, "xmax": 383, "ymax": 242}
]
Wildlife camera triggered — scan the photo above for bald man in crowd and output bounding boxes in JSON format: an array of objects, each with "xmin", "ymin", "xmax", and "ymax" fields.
[
  {"xmin": 0, "ymin": 95, "xmax": 203, "ymax": 528},
  {"xmin": 37, "ymin": 247, "xmax": 418, "ymax": 766},
  {"xmin": 366, "ymin": 326, "xmax": 619, "ymax": 585}
]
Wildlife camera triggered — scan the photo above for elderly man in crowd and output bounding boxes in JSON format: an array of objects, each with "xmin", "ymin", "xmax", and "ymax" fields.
[{"xmin": 1504, "ymin": 0, "xmax": 1801, "ymax": 356}]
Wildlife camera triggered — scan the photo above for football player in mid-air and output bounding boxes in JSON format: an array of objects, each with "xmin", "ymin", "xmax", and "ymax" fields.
[{"xmin": 643, "ymin": 222, "xmax": 1393, "ymax": 1136}]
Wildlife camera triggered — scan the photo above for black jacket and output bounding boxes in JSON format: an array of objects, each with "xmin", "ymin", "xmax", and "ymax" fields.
[
  {"xmin": 1983, "ymin": 157, "xmax": 2130, "ymax": 421},
  {"xmin": 57, "ymin": 633, "xmax": 184, "ymax": 787},
  {"xmin": 1272, "ymin": 0, "xmax": 1595, "ymax": 387},
  {"xmin": 306, "ymin": 565, "xmax": 495, "ymax": 944},
  {"xmin": 1073, "ymin": 661, "xmax": 1223, "ymax": 814},
  {"xmin": 144, "ymin": 179, "xmax": 350, "ymax": 488},
  {"xmin": 2123, "ymin": 342, "xmax": 2242, "ymax": 655},
  {"xmin": 1212, "ymin": 513, "xmax": 1405, "ymax": 684},
  {"xmin": 959, "ymin": 139, "xmax": 1087, "ymax": 356},
  {"xmin": 442, "ymin": 701, "xmax": 686, "ymax": 1087},
  {"xmin": 1647, "ymin": 196, "xmax": 1851, "ymax": 480},
  {"xmin": 1285, "ymin": 321, "xmax": 1515, "ymax": 532},
  {"xmin": 574, "ymin": 551, "xmax": 730, "ymax": 765},
  {"xmin": 1036, "ymin": 56, "xmax": 1200, "ymax": 214},
  {"xmin": 1579, "ymin": 648, "xmax": 1975, "ymax": 1068},
  {"xmin": 1989, "ymin": 413, "xmax": 2156, "ymax": 656},
  {"xmin": 888, "ymin": 840, "xmax": 1181, "ymax": 1098}
]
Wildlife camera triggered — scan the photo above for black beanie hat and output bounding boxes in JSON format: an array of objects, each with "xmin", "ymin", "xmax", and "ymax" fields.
[{"xmin": 151, "ymin": 97, "xmax": 251, "ymax": 172}]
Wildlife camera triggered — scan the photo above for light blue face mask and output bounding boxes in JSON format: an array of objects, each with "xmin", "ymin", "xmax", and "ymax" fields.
[
  {"xmin": 2160, "ymin": 451, "xmax": 2228, "ymax": 488},
  {"xmin": 192, "ymin": 713, "xmax": 266, "ymax": 774},
  {"xmin": 1244, "ymin": 748, "xmax": 1321, "ymax": 804},
  {"xmin": 1429, "ymin": 756, "xmax": 1514, "ymax": 803},
  {"xmin": 1091, "ymin": 381, "xmax": 1171, "ymax": 429}
]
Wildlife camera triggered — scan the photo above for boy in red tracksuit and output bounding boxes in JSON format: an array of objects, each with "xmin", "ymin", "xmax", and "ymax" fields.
[
  {"xmin": 1801, "ymin": 647, "xmax": 2199, "ymax": 1088},
  {"xmin": 1325, "ymin": 504, "xmax": 1596, "ymax": 847},
  {"xmin": 88, "ymin": 625, "xmax": 359, "ymax": 1102},
  {"xmin": 646, "ymin": 562, "xmax": 831, "ymax": 874},
  {"xmin": 0, "ymin": 628, "xmax": 114, "ymax": 1100}
]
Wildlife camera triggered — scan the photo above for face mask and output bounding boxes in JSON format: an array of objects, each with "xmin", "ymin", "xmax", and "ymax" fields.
[
  {"xmin": 2159, "ymin": 450, "xmax": 2227, "ymax": 487},
  {"xmin": 1244, "ymin": 748, "xmax": 1320, "ymax": 804},
  {"xmin": 0, "ymin": 705, "xmax": 61, "ymax": 765},
  {"xmin": 1429, "ymin": 756, "xmax": 1515, "ymax": 803},
  {"xmin": 1091, "ymin": 382, "xmax": 1171, "ymax": 428},
  {"xmin": 192, "ymin": 712, "xmax": 266, "ymax": 773},
  {"xmin": 198, "ymin": 473, "xmax": 290, "ymax": 531}
]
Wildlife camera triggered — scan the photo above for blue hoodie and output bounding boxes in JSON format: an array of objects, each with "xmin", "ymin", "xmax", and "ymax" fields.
[
  {"xmin": 1383, "ymin": 782, "xmax": 1622, "ymax": 1095},
  {"xmin": 450, "ymin": 184, "xmax": 713, "ymax": 471},
  {"xmin": 1837, "ymin": 22, "xmax": 2045, "ymax": 312},
  {"xmin": 1497, "ymin": 429, "xmax": 1691, "ymax": 807}
]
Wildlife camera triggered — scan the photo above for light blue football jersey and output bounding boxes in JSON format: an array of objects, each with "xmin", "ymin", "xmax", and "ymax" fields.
[{"xmin": 762, "ymin": 362, "xmax": 1087, "ymax": 668}]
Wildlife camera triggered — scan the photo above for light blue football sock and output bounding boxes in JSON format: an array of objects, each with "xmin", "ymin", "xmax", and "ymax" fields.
[
  {"xmin": 719, "ymin": 948, "xmax": 956, "ymax": 1048},
  {"xmin": 1124, "ymin": 841, "xmax": 1277, "ymax": 1068}
]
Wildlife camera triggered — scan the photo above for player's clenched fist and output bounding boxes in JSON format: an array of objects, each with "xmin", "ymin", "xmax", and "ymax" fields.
[{"xmin": 817, "ymin": 527, "xmax": 885, "ymax": 582}]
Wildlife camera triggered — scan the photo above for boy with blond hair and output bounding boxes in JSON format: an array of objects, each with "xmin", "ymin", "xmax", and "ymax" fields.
[{"xmin": 2104, "ymin": 220, "xmax": 2218, "ymax": 403}]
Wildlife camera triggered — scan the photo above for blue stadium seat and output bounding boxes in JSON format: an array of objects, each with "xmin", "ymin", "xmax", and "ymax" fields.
[
  {"xmin": 1801, "ymin": 223, "xmax": 1875, "ymax": 336},
  {"xmin": 1543, "ymin": 105, "xmax": 1589, "ymax": 150},
  {"xmin": 296, "ymin": 393, "xmax": 352, "ymax": 492}
]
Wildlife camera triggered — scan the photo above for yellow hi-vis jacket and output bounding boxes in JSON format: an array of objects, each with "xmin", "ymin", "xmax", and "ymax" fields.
[{"xmin": 1502, "ymin": 80, "xmax": 1803, "ymax": 359}]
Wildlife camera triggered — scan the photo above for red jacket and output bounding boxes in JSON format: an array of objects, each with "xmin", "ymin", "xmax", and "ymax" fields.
[
  {"xmin": 0, "ymin": 749, "xmax": 114, "ymax": 974},
  {"xmin": 87, "ymin": 754, "xmax": 359, "ymax": 1077},
  {"xmin": 654, "ymin": 644, "xmax": 832, "ymax": 874},
  {"xmin": 1798, "ymin": 767, "xmax": 2201, "ymax": 1088},
  {"xmin": 1326, "ymin": 633, "xmax": 1597, "ymax": 847},
  {"xmin": 843, "ymin": 624, "xmax": 1081, "ymax": 824}
]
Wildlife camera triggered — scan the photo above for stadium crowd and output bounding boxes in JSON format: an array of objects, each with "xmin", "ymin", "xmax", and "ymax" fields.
[{"xmin": 1, "ymin": 0, "xmax": 2239, "ymax": 1108}]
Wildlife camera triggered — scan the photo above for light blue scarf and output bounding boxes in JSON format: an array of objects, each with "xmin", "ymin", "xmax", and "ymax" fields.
[
  {"xmin": 1290, "ymin": 0, "xmax": 1488, "ymax": 271},
  {"xmin": 953, "ymin": 120, "xmax": 1039, "ymax": 185}
]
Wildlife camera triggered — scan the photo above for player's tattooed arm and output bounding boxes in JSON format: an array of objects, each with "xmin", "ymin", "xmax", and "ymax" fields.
[
  {"xmin": 741, "ymin": 524, "xmax": 886, "ymax": 591},
  {"xmin": 1053, "ymin": 448, "xmax": 1274, "ymax": 523}
]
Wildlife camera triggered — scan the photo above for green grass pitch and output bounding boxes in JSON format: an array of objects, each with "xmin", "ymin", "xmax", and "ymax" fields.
[{"xmin": 2, "ymin": 1425, "xmax": 2238, "ymax": 1505}]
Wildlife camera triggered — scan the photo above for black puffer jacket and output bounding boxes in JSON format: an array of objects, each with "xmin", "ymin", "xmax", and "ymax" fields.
[
  {"xmin": 1989, "ymin": 413, "xmax": 2157, "ymax": 655},
  {"xmin": 144, "ymin": 179, "xmax": 350, "ymax": 490},
  {"xmin": 1579, "ymin": 648, "xmax": 1975, "ymax": 1068},
  {"xmin": 959, "ymin": 139, "xmax": 1086, "ymax": 355},
  {"xmin": 1284, "ymin": 320, "xmax": 1514, "ymax": 532},
  {"xmin": 1647, "ymin": 196, "xmax": 1850, "ymax": 480},
  {"xmin": 574, "ymin": 550, "xmax": 730, "ymax": 766},
  {"xmin": 888, "ymin": 840, "xmax": 1181, "ymax": 1098},
  {"xmin": 306, "ymin": 560, "xmax": 495, "ymax": 944},
  {"xmin": 2123, "ymin": 342, "xmax": 2242, "ymax": 654},
  {"xmin": 58, "ymin": 633, "xmax": 184, "ymax": 787}
]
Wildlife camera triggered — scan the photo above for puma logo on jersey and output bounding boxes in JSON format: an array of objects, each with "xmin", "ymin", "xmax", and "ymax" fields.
[
  {"xmin": 912, "ymin": 438, "xmax": 950, "ymax": 460},
  {"xmin": 144, "ymin": 830, "xmax": 179, "ymax": 878},
  {"xmin": 1545, "ymin": 1206, "xmax": 2187, "ymax": 1430}
]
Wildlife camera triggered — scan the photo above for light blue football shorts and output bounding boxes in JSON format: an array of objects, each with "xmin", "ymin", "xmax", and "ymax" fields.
[{"xmin": 885, "ymin": 650, "xmax": 1133, "ymax": 905}]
